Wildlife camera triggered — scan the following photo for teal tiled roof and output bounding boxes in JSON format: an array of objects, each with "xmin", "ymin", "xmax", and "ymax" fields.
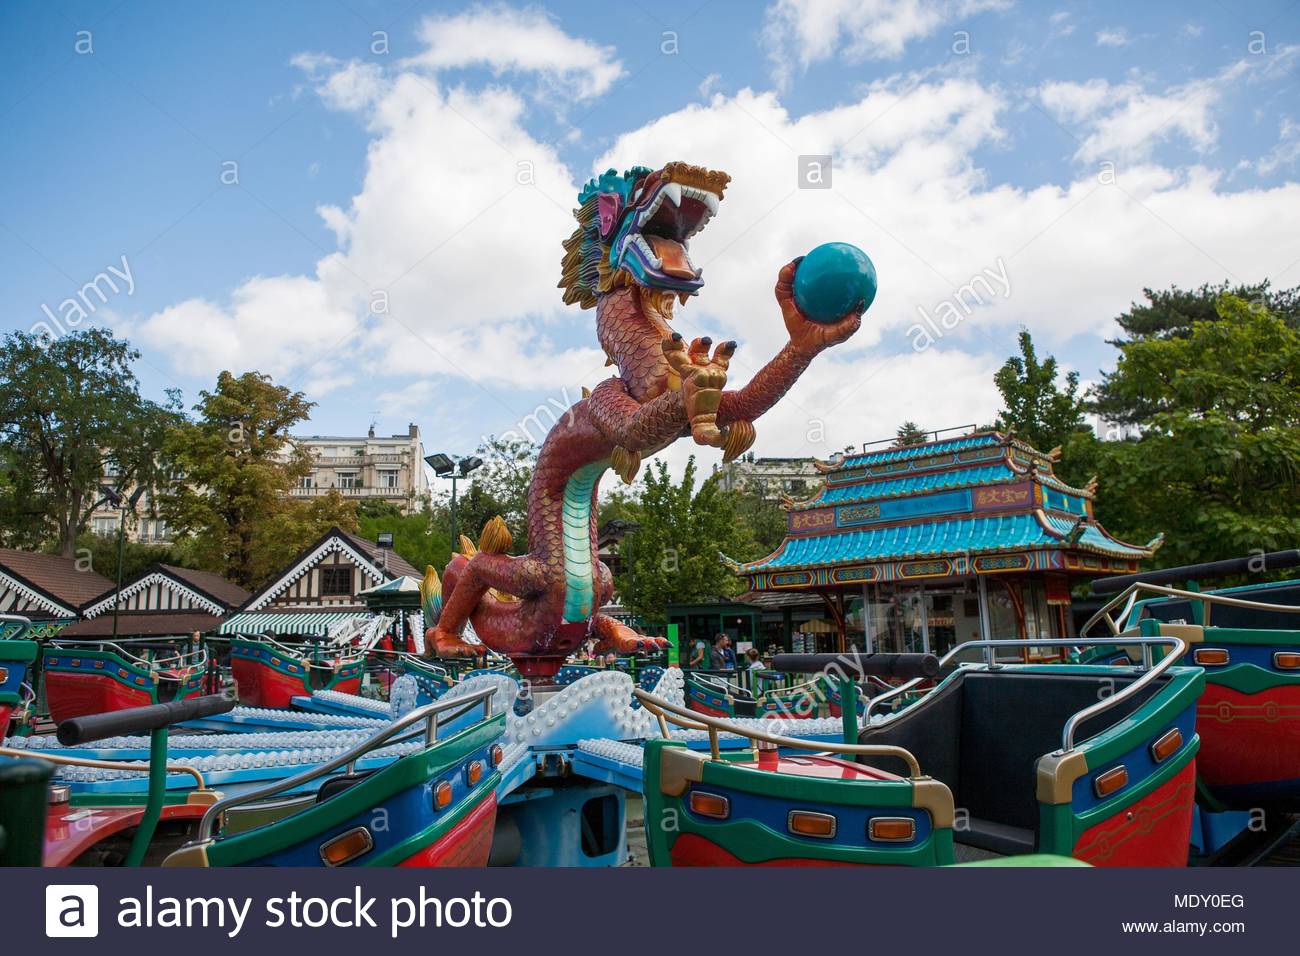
[
  {"xmin": 1039, "ymin": 513, "xmax": 1150, "ymax": 558},
  {"xmin": 841, "ymin": 432, "xmax": 1001, "ymax": 469},
  {"xmin": 805, "ymin": 463, "xmax": 1018, "ymax": 508},
  {"xmin": 744, "ymin": 512, "xmax": 1150, "ymax": 572}
]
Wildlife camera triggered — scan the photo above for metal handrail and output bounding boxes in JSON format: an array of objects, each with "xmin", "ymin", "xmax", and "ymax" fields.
[
  {"xmin": 48, "ymin": 638, "xmax": 209, "ymax": 673},
  {"xmin": 192, "ymin": 685, "xmax": 498, "ymax": 843},
  {"xmin": 862, "ymin": 637, "xmax": 1186, "ymax": 753},
  {"xmin": 0, "ymin": 613, "xmax": 33, "ymax": 639},
  {"xmin": 1082, "ymin": 581, "xmax": 1300, "ymax": 638},
  {"xmin": 634, "ymin": 689, "xmax": 925, "ymax": 778},
  {"xmin": 0, "ymin": 746, "xmax": 209, "ymax": 790}
]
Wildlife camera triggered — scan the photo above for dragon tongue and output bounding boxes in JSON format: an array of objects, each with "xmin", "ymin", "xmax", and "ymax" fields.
[{"xmin": 648, "ymin": 235, "xmax": 696, "ymax": 279}]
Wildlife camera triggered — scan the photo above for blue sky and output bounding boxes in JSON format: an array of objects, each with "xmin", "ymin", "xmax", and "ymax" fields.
[{"xmin": 3, "ymin": 1, "xmax": 1298, "ymax": 468}]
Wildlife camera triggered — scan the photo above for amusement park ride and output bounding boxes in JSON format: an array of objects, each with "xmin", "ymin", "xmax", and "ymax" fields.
[{"xmin": 3, "ymin": 160, "xmax": 1300, "ymax": 869}]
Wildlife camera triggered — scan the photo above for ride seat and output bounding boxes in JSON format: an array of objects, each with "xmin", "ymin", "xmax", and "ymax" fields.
[{"xmin": 858, "ymin": 669, "xmax": 1166, "ymax": 856}]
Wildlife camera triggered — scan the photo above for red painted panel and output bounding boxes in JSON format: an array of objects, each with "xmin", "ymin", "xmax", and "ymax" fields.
[
  {"xmin": 43, "ymin": 803, "xmax": 206, "ymax": 867},
  {"xmin": 45, "ymin": 672, "xmax": 152, "ymax": 723},
  {"xmin": 1196, "ymin": 683, "xmax": 1300, "ymax": 788},
  {"xmin": 0, "ymin": 702, "xmax": 12, "ymax": 734},
  {"xmin": 231, "ymin": 658, "xmax": 307, "ymax": 709},
  {"xmin": 1073, "ymin": 760, "xmax": 1196, "ymax": 867},
  {"xmin": 669, "ymin": 832, "xmax": 862, "ymax": 867},
  {"xmin": 398, "ymin": 793, "xmax": 497, "ymax": 867},
  {"xmin": 686, "ymin": 701, "xmax": 731, "ymax": 718}
]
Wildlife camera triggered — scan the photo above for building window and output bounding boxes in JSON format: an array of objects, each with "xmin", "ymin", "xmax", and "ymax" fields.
[
  {"xmin": 298, "ymin": 474, "xmax": 314, "ymax": 490},
  {"xmin": 92, "ymin": 517, "xmax": 117, "ymax": 536},
  {"xmin": 337, "ymin": 472, "xmax": 359, "ymax": 490},
  {"xmin": 321, "ymin": 566, "xmax": 352, "ymax": 596},
  {"xmin": 379, "ymin": 470, "xmax": 399, "ymax": 490}
]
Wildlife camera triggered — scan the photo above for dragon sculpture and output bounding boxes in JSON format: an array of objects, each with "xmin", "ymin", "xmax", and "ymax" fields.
[{"xmin": 423, "ymin": 161, "xmax": 864, "ymax": 681}]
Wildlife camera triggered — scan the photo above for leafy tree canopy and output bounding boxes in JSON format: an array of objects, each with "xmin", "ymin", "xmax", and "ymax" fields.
[
  {"xmin": 0, "ymin": 329, "xmax": 180, "ymax": 556},
  {"xmin": 893, "ymin": 421, "xmax": 928, "ymax": 447},
  {"xmin": 1095, "ymin": 281, "xmax": 1300, "ymax": 425},
  {"xmin": 1078, "ymin": 295, "xmax": 1300, "ymax": 568},
  {"xmin": 993, "ymin": 329, "xmax": 1089, "ymax": 478},
  {"xmin": 158, "ymin": 371, "xmax": 357, "ymax": 588},
  {"xmin": 609, "ymin": 457, "xmax": 754, "ymax": 623}
]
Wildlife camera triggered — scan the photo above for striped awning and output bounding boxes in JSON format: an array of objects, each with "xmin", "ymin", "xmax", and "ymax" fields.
[{"xmin": 217, "ymin": 611, "xmax": 372, "ymax": 636}]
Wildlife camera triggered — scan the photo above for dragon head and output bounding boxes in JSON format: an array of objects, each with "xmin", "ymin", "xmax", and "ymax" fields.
[{"xmin": 560, "ymin": 161, "xmax": 731, "ymax": 309}]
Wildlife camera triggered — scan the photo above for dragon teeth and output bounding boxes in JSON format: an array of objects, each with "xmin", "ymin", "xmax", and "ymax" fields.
[{"xmin": 661, "ymin": 182, "xmax": 682, "ymax": 207}]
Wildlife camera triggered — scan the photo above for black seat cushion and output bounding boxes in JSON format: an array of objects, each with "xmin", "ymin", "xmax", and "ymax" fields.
[
  {"xmin": 959, "ymin": 818, "xmax": 1036, "ymax": 856},
  {"xmin": 859, "ymin": 669, "xmax": 1167, "ymax": 848}
]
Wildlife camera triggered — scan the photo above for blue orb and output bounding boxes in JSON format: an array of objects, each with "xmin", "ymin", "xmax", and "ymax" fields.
[{"xmin": 793, "ymin": 242, "xmax": 878, "ymax": 324}]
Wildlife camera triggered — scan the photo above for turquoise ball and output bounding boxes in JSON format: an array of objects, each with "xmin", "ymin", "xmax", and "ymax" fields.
[{"xmin": 793, "ymin": 242, "xmax": 877, "ymax": 324}]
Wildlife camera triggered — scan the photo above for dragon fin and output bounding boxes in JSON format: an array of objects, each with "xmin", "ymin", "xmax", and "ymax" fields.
[
  {"xmin": 722, "ymin": 420, "xmax": 757, "ymax": 462},
  {"xmin": 478, "ymin": 515, "xmax": 513, "ymax": 554},
  {"xmin": 459, "ymin": 535, "xmax": 478, "ymax": 558},
  {"xmin": 419, "ymin": 565, "xmax": 442, "ymax": 626},
  {"xmin": 610, "ymin": 446, "xmax": 641, "ymax": 484}
]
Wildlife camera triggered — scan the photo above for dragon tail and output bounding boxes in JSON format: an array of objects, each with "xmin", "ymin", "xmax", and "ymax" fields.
[{"xmin": 419, "ymin": 564, "xmax": 443, "ymax": 627}]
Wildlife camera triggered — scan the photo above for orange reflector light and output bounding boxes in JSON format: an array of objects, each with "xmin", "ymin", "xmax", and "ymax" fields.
[
  {"xmin": 490, "ymin": 744, "xmax": 504, "ymax": 767},
  {"xmin": 466, "ymin": 760, "xmax": 483, "ymax": 786},
  {"xmin": 688, "ymin": 791, "xmax": 730, "ymax": 819},
  {"xmin": 1194, "ymin": 648, "xmax": 1229, "ymax": 666},
  {"xmin": 0, "ymin": 667, "xmax": 7, "ymax": 684},
  {"xmin": 787, "ymin": 810, "xmax": 837, "ymax": 839},
  {"xmin": 869, "ymin": 817, "xmax": 917, "ymax": 842},
  {"xmin": 319, "ymin": 826, "xmax": 373, "ymax": 866},
  {"xmin": 1150, "ymin": 728, "xmax": 1182, "ymax": 763},
  {"xmin": 1093, "ymin": 765, "xmax": 1129, "ymax": 799},
  {"xmin": 434, "ymin": 780, "xmax": 453, "ymax": 809},
  {"xmin": 1274, "ymin": 652, "xmax": 1300, "ymax": 670}
]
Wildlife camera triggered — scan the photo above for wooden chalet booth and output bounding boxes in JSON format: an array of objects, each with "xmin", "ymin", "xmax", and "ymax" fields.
[
  {"xmin": 218, "ymin": 527, "xmax": 421, "ymax": 641},
  {"xmin": 730, "ymin": 431, "xmax": 1160, "ymax": 659},
  {"xmin": 58, "ymin": 564, "xmax": 249, "ymax": 640},
  {"xmin": 0, "ymin": 548, "xmax": 114, "ymax": 639}
]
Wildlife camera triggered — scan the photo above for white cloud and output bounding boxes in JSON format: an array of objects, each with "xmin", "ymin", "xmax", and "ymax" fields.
[
  {"xmin": 762, "ymin": 0, "xmax": 1010, "ymax": 87},
  {"xmin": 134, "ymin": 16, "xmax": 1300, "ymax": 462},
  {"xmin": 401, "ymin": 4, "xmax": 623, "ymax": 102},
  {"xmin": 1095, "ymin": 28, "xmax": 1130, "ymax": 48},
  {"xmin": 1257, "ymin": 118, "xmax": 1300, "ymax": 175}
]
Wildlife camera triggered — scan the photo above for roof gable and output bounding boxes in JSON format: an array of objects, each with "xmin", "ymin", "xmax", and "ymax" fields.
[
  {"xmin": 0, "ymin": 548, "xmax": 114, "ymax": 614},
  {"xmin": 240, "ymin": 527, "xmax": 406, "ymax": 611}
]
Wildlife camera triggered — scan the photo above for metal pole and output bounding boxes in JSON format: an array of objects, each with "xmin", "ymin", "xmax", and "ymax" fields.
[
  {"xmin": 111, "ymin": 505, "xmax": 127, "ymax": 641},
  {"xmin": 125, "ymin": 727, "xmax": 168, "ymax": 866},
  {"xmin": 449, "ymin": 474, "xmax": 459, "ymax": 549},
  {"xmin": 839, "ymin": 674, "xmax": 858, "ymax": 746}
]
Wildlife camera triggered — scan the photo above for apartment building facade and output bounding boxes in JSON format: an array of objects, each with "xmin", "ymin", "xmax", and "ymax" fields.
[{"xmin": 88, "ymin": 423, "xmax": 431, "ymax": 543}]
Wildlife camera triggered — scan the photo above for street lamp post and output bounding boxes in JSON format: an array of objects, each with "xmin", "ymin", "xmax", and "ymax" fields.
[
  {"xmin": 99, "ymin": 483, "xmax": 147, "ymax": 642},
  {"xmin": 424, "ymin": 453, "xmax": 483, "ymax": 550}
]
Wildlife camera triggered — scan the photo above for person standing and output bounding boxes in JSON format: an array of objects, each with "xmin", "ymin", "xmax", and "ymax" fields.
[{"xmin": 709, "ymin": 633, "xmax": 729, "ymax": 670}]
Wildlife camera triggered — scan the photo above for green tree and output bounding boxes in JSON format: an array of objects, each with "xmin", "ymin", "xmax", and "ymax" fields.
[
  {"xmin": 1094, "ymin": 281, "xmax": 1300, "ymax": 424},
  {"xmin": 993, "ymin": 329, "xmax": 1089, "ymax": 463},
  {"xmin": 158, "ymin": 371, "xmax": 356, "ymax": 588},
  {"xmin": 73, "ymin": 531, "xmax": 201, "ymax": 583},
  {"xmin": 1084, "ymin": 295, "xmax": 1300, "ymax": 568},
  {"xmin": 0, "ymin": 329, "xmax": 179, "ymax": 556},
  {"xmin": 356, "ymin": 500, "xmax": 453, "ymax": 574},
  {"xmin": 613, "ymin": 457, "xmax": 750, "ymax": 622},
  {"xmin": 730, "ymin": 488, "xmax": 789, "ymax": 560},
  {"xmin": 893, "ymin": 421, "xmax": 928, "ymax": 447}
]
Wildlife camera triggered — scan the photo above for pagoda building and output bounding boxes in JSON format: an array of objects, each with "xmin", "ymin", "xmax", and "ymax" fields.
[{"xmin": 728, "ymin": 431, "xmax": 1161, "ymax": 657}]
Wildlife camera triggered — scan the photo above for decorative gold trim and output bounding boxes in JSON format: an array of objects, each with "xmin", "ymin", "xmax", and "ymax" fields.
[
  {"xmin": 658, "ymin": 745, "xmax": 707, "ymax": 796},
  {"xmin": 161, "ymin": 841, "xmax": 211, "ymax": 868},
  {"xmin": 910, "ymin": 777, "xmax": 955, "ymax": 829},
  {"xmin": 1036, "ymin": 749, "xmax": 1089, "ymax": 805}
]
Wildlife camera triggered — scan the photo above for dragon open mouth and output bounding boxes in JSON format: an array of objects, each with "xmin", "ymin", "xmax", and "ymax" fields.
[
  {"xmin": 613, "ymin": 163, "xmax": 729, "ymax": 296},
  {"xmin": 635, "ymin": 182, "xmax": 719, "ymax": 280}
]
